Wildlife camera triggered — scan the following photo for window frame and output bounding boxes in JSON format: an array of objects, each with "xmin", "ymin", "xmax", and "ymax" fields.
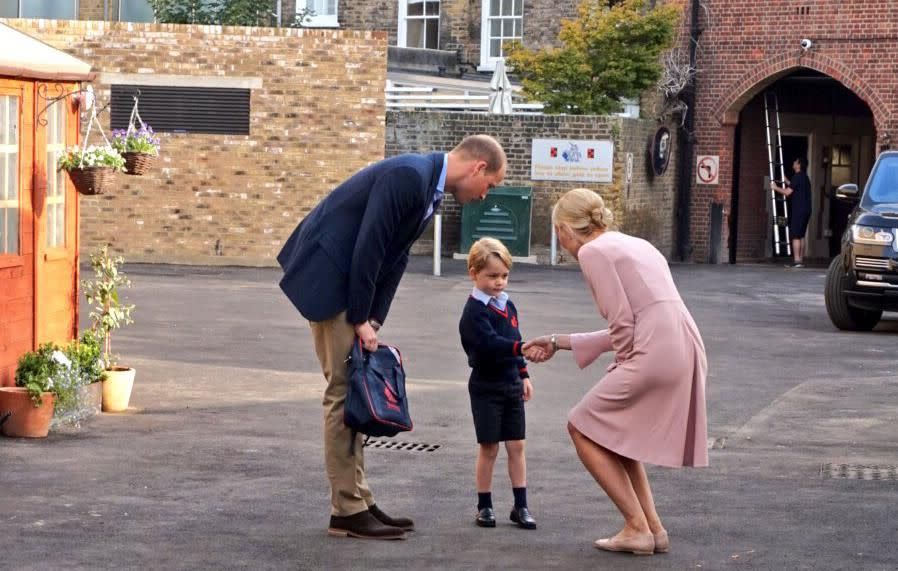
[
  {"xmin": 0, "ymin": 87, "xmax": 22, "ymax": 264},
  {"xmin": 398, "ymin": 0, "xmax": 441, "ymax": 50},
  {"xmin": 118, "ymin": 0, "xmax": 155, "ymax": 23},
  {"xmin": 4, "ymin": 0, "xmax": 80, "ymax": 19},
  {"xmin": 302, "ymin": 0, "xmax": 339, "ymax": 28},
  {"xmin": 479, "ymin": 0, "xmax": 524, "ymax": 71}
]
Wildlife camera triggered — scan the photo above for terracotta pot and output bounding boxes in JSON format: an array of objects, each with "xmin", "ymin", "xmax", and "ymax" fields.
[
  {"xmin": 0, "ymin": 387, "xmax": 55, "ymax": 438},
  {"xmin": 102, "ymin": 367, "xmax": 136, "ymax": 412}
]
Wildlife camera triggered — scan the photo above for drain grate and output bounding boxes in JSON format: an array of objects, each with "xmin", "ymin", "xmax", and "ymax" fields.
[
  {"xmin": 821, "ymin": 463, "xmax": 898, "ymax": 480},
  {"xmin": 364, "ymin": 440, "xmax": 440, "ymax": 452}
]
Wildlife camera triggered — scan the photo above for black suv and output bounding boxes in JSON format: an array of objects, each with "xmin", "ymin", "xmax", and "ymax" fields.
[{"xmin": 825, "ymin": 150, "xmax": 898, "ymax": 330}]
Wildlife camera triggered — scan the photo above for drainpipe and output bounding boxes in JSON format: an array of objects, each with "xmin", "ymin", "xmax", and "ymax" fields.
[{"xmin": 675, "ymin": 0, "xmax": 701, "ymax": 261}]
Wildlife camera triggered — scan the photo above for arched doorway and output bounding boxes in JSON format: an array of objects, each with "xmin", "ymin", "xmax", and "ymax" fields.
[{"xmin": 729, "ymin": 69, "xmax": 876, "ymax": 263}]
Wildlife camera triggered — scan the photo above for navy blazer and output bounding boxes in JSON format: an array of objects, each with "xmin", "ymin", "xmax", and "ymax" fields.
[{"xmin": 277, "ymin": 153, "xmax": 444, "ymax": 324}]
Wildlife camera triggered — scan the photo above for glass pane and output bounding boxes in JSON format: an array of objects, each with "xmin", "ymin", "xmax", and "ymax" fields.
[
  {"xmin": 0, "ymin": 153, "xmax": 5, "ymax": 201},
  {"xmin": 425, "ymin": 20, "xmax": 438, "ymax": 49},
  {"xmin": 408, "ymin": 1, "xmax": 423, "ymax": 16},
  {"xmin": 6, "ymin": 96, "xmax": 18, "ymax": 146},
  {"xmin": 514, "ymin": 0, "xmax": 522, "ymax": 15},
  {"xmin": 56, "ymin": 205, "xmax": 65, "ymax": 247},
  {"xmin": 490, "ymin": 39, "xmax": 501, "ymax": 58},
  {"xmin": 513, "ymin": 19, "xmax": 520, "ymax": 37},
  {"xmin": 425, "ymin": 1, "xmax": 439, "ymax": 16},
  {"xmin": 120, "ymin": 0, "xmax": 155, "ymax": 22},
  {"xmin": 327, "ymin": 0, "xmax": 336, "ymax": 15},
  {"xmin": 56, "ymin": 102, "xmax": 66, "ymax": 144},
  {"xmin": 22, "ymin": 0, "xmax": 77, "ymax": 18},
  {"xmin": 57, "ymin": 163, "xmax": 65, "ymax": 197},
  {"xmin": 491, "ymin": 19, "xmax": 501, "ymax": 36},
  {"xmin": 407, "ymin": 20, "xmax": 424, "ymax": 47},
  {"xmin": 503, "ymin": 19, "xmax": 513, "ymax": 36},
  {"xmin": 47, "ymin": 151, "xmax": 56, "ymax": 197},
  {"xmin": 0, "ymin": 0, "xmax": 18, "ymax": 17},
  {"xmin": 7, "ymin": 153, "xmax": 16, "ymax": 201},
  {"xmin": 6, "ymin": 206, "xmax": 18, "ymax": 253},
  {"xmin": 490, "ymin": 0, "xmax": 500, "ymax": 17},
  {"xmin": 502, "ymin": 0, "xmax": 512, "ymax": 16}
]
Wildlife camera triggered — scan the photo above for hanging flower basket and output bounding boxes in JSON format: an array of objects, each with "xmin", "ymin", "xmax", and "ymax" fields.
[
  {"xmin": 112, "ymin": 124, "xmax": 160, "ymax": 177},
  {"xmin": 121, "ymin": 151, "xmax": 157, "ymax": 176},
  {"xmin": 58, "ymin": 145, "xmax": 126, "ymax": 196},
  {"xmin": 68, "ymin": 166, "xmax": 117, "ymax": 195}
]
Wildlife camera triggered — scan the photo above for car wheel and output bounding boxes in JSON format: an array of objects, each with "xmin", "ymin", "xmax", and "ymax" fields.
[{"xmin": 825, "ymin": 254, "xmax": 882, "ymax": 331}]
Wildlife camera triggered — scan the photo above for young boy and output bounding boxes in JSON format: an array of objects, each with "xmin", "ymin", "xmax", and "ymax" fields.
[{"xmin": 458, "ymin": 237, "xmax": 536, "ymax": 530}]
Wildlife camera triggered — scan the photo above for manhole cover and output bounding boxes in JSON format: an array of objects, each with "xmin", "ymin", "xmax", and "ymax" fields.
[
  {"xmin": 364, "ymin": 440, "xmax": 440, "ymax": 452},
  {"xmin": 821, "ymin": 463, "xmax": 898, "ymax": 480}
]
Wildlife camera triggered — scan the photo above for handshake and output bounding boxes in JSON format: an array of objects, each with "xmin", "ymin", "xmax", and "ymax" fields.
[{"xmin": 522, "ymin": 335, "xmax": 560, "ymax": 364}]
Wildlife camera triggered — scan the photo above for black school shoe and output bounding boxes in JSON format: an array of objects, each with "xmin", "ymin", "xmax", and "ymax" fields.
[
  {"xmin": 510, "ymin": 506, "xmax": 537, "ymax": 530},
  {"xmin": 476, "ymin": 507, "xmax": 497, "ymax": 527}
]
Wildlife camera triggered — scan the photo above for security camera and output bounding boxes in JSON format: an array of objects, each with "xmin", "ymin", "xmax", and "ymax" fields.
[{"xmin": 800, "ymin": 38, "xmax": 813, "ymax": 50}]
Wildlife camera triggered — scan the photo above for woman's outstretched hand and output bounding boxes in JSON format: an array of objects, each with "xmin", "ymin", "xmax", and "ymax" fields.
[{"xmin": 523, "ymin": 336, "xmax": 556, "ymax": 363}]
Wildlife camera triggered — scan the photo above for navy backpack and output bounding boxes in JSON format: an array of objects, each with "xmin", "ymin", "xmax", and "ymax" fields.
[{"xmin": 345, "ymin": 338, "xmax": 413, "ymax": 441}]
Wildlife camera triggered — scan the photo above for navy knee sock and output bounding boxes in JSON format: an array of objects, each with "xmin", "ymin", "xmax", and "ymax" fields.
[
  {"xmin": 513, "ymin": 487, "xmax": 527, "ymax": 509},
  {"xmin": 477, "ymin": 492, "xmax": 492, "ymax": 510}
]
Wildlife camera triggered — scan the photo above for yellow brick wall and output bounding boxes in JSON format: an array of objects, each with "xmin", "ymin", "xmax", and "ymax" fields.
[{"xmin": 7, "ymin": 19, "xmax": 387, "ymax": 266}]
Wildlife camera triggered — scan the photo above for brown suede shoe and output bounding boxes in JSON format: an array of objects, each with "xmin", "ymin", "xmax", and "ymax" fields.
[
  {"xmin": 327, "ymin": 510, "xmax": 406, "ymax": 540},
  {"xmin": 368, "ymin": 503, "xmax": 415, "ymax": 531}
]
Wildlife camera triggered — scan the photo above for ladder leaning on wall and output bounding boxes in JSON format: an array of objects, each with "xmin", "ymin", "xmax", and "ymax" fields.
[{"xmin": 763, "ymin": 91, "xmax": 792, "ymax": 257}]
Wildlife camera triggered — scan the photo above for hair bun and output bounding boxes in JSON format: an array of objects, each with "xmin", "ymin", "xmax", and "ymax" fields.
[{"xmin": 591, "ymin": 206, "xmax": 613, "ymax": 228}]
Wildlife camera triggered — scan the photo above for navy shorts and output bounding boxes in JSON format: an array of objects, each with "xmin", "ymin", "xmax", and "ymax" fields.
[{"xmin": 469, "ymin": 384, "xmax": 526, "ymax": 444}]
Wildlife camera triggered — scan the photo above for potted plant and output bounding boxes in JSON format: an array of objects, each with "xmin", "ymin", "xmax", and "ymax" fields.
[
  {"xmin": 58, "ymin": 144, "xmax": 126, "ymax": 195},
  {"xmin": 0, "ymin": 343, "xmax": 85, "ymax": 438},
  {"xmin": 82, "ymin": 245, "xmax": 136, "ymax": 412},
  {"xmin": 111, "ymin": 123, "xmax": 160, "ymax": 176},
  {"xmin": 64, "ymin": 330, "xmax": 106, "ymax": 419}
]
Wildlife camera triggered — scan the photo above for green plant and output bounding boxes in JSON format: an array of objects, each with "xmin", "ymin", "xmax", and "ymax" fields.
[
  {"xmin": 65, "ymin": 331, "xmax": 106, "ymax": 385},
  {"xmin": 148, "ymin": 0, "xmax": 314, "ymax": 27},
  {"xmin": 111, "ymin": 124, "xmax": 160, "ymax": 156},
  {"xmin": 82, "ymin": 246, "xmax": 135, "ymax": 366},
  {"xmin": 57, "ymin": 145, "xmax": 126, "ymax": 172},
  {"xmin": 15, "ymin": 343, "xmax": 84, "ymax": 411},
  {"xmin": 506, "ymin": 0, "xmax": 680, "ymax": 115}
]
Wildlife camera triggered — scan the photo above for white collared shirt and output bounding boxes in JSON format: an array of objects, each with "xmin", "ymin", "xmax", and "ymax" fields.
[{"xmin": 471, "ymin": 287, "xmax": 509, "ymax": 311}]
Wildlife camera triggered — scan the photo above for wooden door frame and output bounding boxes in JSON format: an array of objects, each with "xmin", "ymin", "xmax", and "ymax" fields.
[
  {"xmin": 0, "ymin": 79, "xmax": 32, "ymax": 271},
  {"xmin": 33, "ymin": 82, "xmax": 80, "ymax": 346}
]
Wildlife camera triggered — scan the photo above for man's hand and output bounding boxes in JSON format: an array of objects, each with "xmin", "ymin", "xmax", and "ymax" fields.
[
  {"xmin": 522, "ymin": 378, "xmax": 533, "ymax": 401},
  {"xmin": 523, "ymin": 337, "xmax": 555, "ymax": 363},
  {"xmin": 355, "ymin": 321, "xmax": 378, "ymax": 352}
]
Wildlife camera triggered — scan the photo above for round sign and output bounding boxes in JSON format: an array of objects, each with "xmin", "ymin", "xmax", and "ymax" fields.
[{"xmin": 650, "ymin": 126, "xmax": 672, "ymax": 176}]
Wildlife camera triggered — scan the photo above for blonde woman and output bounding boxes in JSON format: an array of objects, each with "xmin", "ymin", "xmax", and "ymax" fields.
[{"xmin": 524, "ymin": 188, "xmax": 708, "ymax": 556}]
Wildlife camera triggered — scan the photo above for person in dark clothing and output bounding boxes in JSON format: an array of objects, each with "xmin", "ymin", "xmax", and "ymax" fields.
[
  {"xmin": 459, "ymin": 238, "xmax": 540, "ymax": 530},
  {"xmin": 771, "ymin": 156, "xmax": 812, "ymax": 267}
]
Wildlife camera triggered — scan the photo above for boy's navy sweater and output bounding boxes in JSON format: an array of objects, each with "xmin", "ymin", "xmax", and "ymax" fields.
[{"xmin": 459, "ymin": 296, "xmax": 529, "ymax": 389}]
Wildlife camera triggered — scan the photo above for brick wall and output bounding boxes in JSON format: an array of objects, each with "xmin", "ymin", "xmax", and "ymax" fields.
[
  {"xmin": 78, "ymin": 0, "xmax": 107, "ymax": 20},
  {"xmin": 682, "ymin": 0, "xmax": 898, "ymax": 262},
  {"xmin": 386, "ymin": 111, "xmax": 678, "ymax": 258},
  {"xmin": 6, "ymin": 19, "xmax": 387, "ymax": 266}
]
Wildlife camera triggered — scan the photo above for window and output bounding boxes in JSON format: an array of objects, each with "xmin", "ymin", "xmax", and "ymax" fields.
[
  {"xmin": 480, "ymin": 0, "xmax": 523, "ymax": 69},
  {"xmin": 303, "ymin": 0, "xmax": 338, "ymax": 27},
  {"xmin": 0, "ymin": 95, "xmax": 19, "ymax": 255},
  {"xmin": 399, "ymin": 0, "xmax": 440, "ymax": 50},
  {"xmin": 119, "ymin": 0, "xmax": 155, "ymax": 22},
  {"xmin": 111, "ymin": 85, "xmax": 250, "ymax": 135},
  {"xmin": 46, "ymin": 100, "xmax": 66, "ymax": 248},
  {"xmin": 0, "ymin": 0, "xmax": 78, "ymax": 18}
]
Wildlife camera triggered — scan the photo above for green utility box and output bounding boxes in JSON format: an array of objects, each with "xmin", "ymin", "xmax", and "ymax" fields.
[{"xmin": 460, "ymin": 186, "xmax": 533, "ymax": 257}]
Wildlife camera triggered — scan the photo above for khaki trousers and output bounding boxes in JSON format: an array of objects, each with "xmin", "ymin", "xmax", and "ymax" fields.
[{"xmin": 310, "ymin": 311, "xmax": 373, "ymax": 516}]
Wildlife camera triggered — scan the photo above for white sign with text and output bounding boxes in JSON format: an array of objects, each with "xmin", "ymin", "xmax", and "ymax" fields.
[{"xmin": 531, "ymin": 139, "xmax": 614, "ymax": 183}]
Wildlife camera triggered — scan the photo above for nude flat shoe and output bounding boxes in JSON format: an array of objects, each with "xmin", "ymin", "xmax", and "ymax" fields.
[
  {"xmin": 594, "ymin": 533, "xmax": 655, "ymax": 556},
  {"xmin": 653, "ymin": 530, "xmax": 670, "ymax": 553}
]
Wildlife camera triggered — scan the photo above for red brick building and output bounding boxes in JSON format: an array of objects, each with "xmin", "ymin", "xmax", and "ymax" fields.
[{"xmin": 685, "ymin": 0, "xmax": 892, "ymax": 263}]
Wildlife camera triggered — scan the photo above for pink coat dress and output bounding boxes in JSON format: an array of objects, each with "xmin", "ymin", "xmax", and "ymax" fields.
[{"xmin": 567, "ymin": 232, "xmax": 708, "ymax": 467}]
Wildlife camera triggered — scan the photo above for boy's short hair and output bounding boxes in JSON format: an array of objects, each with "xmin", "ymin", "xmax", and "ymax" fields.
[{"xmin": 467, "ymin": 237, "xmax": 512, "ymax": 273}]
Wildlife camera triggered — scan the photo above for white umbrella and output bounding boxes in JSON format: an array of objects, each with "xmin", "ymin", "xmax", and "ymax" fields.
[{"xmin": 488, "ymin": 58, "xmax": 513, "ymax": 114}]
